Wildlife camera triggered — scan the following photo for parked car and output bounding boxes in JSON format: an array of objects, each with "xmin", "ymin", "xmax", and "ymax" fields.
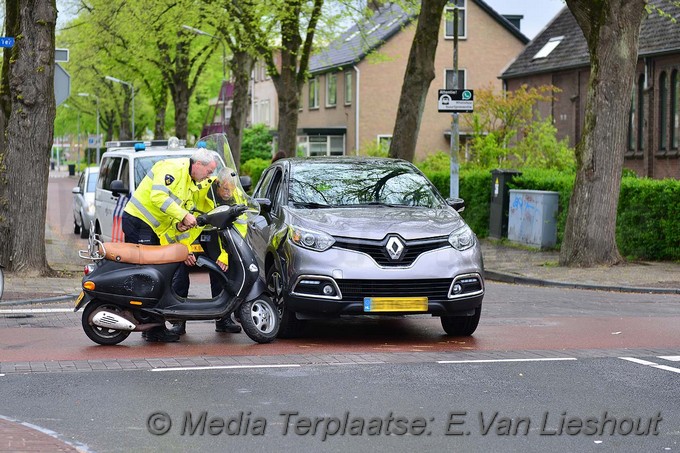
[
  {"xmin": 247, "ymin": 157, "xmax": 485, "ymax": 338},
  {"xmin": 72, "ymin": 166, "xmax": 100, "ymax": 239},
  {"xmin": 94, "ymin": 138, "xmax": 229, "ymax": 245}
]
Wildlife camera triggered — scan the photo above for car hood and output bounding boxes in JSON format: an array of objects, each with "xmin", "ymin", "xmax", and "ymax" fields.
[{"xmin": 285, "ymin": 206, "xmax": 466, "ymax": 240}]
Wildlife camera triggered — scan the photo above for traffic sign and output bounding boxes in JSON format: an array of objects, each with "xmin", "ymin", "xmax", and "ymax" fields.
[
  {"xmin": 0, "ymin": 37, "xmax": 15, "ymax": 48},
  {"xmin": 54, "ymin": 63, "xmax": 70, "ymax": 106},
  {"xmin": 438, "ymin": 89, "xmax": 474, "ymax": 113},
  {"xmin": 55, "ymin": 48, "xmax": 69, "ymax": 62}
]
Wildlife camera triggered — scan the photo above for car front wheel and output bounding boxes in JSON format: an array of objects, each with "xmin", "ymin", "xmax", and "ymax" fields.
[
  {"xmin": 267, "ymin": 265, "xmax": 305, "ymax": 338},
  {"xmin": 441, "ymin": 306, "xmax": 481, "ymax": 336}
]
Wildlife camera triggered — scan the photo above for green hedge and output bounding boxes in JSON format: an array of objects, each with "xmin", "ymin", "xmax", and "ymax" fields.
[
  {"xmin": 244, "ymin": 158, "xmax": 680, "ymax": 261},
  {"xmin": 240, "ymin": 158, "xmax": 270, "ymax": 192},
  {"xmin": 420, "ymin": 166, "xmax": 680, "ymax": 261},
  {"xmin": 617, "ymin": 178, "xmax": 680, "ymax": 260}
]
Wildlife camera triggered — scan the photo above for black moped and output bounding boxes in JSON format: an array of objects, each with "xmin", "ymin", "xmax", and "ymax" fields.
[{"xmin": 74, "ymin": 205, "xmax": 279, "ymax": 345}]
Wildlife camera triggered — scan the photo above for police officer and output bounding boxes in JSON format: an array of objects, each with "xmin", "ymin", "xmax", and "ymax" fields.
[{"xmin": 121, "ymin": 147, "xmax": 218, "ymax": 342}]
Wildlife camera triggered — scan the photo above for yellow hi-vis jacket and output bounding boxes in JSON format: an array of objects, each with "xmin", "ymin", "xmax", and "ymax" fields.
[
  {"xmin": 124, "ymin": 157, "xmax": 215, "ymax": 241},
  {"xmin": 158, "ymin": 183, "xmax": 249, "ymax": 267}
]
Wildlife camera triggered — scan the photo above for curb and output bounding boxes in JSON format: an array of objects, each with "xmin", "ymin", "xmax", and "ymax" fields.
[
  {"xmin": 0, "ymin": 294, "xmax": 79, "ymax": 306},
  {"xmin": 484, "ymin": 270, "xmax": 680, "ymax": 295}
]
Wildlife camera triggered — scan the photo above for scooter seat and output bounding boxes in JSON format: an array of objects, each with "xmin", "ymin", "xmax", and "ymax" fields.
[{"xmin": 100, "ymin": 242, "xmax": 189, "ymax": 265}]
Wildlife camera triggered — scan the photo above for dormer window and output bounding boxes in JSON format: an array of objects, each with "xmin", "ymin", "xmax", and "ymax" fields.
[{"xmin": 533, "ymin": 36, "xmax": 563, "ymax": 59}]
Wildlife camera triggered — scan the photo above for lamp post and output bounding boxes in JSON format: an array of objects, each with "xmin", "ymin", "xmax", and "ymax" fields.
[
  {"xmin": 78, "ymin": 92, "xmax": 101, "ymax": 164},
  {"xmin": 182, "ymin": 24, "xmax": 227, "ymax": 133},
  {"xmin": 104, "ymin": 75, "xmax": 135, "ymax": 139}
]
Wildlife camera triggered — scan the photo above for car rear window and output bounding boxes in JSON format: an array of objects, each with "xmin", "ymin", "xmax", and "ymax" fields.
[
  {"xmin": 288, "ymin": 161, "xmax": 443, "ymax": 208},
  {"xmin": 86, "ymin": 173, "xmax": 98, "ymax": 192}
]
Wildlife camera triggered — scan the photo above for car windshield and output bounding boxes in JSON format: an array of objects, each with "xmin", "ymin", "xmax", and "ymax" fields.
[
  {"xmin": 288, "ymin": 160, "xmax": 444, "ymax": 208},
  {"xmin": 133, "ymin": 152, "xmax": 224, "ymax": 188}
]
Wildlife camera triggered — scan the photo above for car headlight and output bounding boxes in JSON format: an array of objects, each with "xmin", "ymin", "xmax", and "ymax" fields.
[
  {"xmin": 288, "ymin": 225, "xmax": 335, "ymax": 251},
  {"xmin": 87, "ymin": 203, "xmax": 96, "ymax": 216},
  {"xmin": 448, "ymin": 224, "xmax": 475, "ymax": 251}
]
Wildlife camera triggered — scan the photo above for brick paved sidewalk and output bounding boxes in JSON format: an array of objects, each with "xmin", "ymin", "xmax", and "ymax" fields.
[{"xmin": 0, "ymin": 415, "xmax": 88, "ymax": 452}]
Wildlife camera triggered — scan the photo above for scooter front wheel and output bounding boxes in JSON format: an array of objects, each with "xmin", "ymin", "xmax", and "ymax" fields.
[
  {"xmin": 81, "ymin": 300, "xmax": 132, "ymax": 345},
  {"xmin": 239, "ymin": 295, "xmax": 279, "ymax": 344}
]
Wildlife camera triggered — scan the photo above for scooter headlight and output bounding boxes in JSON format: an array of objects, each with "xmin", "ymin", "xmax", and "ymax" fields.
[{"xmin": 288, "ymin": 225, "xmax": 335, "ymax": 251}]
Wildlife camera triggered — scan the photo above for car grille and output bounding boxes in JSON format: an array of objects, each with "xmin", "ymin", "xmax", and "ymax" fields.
[
  {"xmin": 333, "ymin": 236, "xmax": 450, "ymax": 267},
  {"xmin": 336, "ymin": 278, "xmax": 454, "ymax": 301}
]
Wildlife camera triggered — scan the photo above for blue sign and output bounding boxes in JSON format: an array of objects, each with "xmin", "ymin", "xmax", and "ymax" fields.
[{"xmin": 0, "ymin": 37, "xmax": 15, "ymax": 48}]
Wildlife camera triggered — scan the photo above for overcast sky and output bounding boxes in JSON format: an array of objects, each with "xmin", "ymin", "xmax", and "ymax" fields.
[{"xmin": 483, "ymin": 0, "xmax": 566, "ymax": 40}]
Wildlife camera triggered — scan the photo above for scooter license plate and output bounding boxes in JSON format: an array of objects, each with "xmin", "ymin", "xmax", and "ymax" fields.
[
  {"xmin": 74, "ymin": 291, "xmax": 85, "ymax": 307},
  {"xmin": 189, "ymin": 244, "xmax": 204, "ymax": 253}
]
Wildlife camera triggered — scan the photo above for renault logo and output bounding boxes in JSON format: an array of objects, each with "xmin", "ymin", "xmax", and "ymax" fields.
[{"xmin": 386, "ymin": 236, "xmax": 405, "ymax": 260}]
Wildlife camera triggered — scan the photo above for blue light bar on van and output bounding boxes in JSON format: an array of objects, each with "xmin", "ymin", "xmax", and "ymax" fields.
[
  {"xmin": 104, "ymin": 139, "xmax": 186, "ymax": 149},
  {"xmin": 134, "ymin": 143, "xmax": 146, "ymax": 151}
]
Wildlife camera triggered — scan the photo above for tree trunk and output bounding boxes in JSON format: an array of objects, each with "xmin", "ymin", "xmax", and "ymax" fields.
[
  {"xmin": 0, "ymin": 0, "xmax": 57, "ymax": 275},
  {"xmin": 389, "ymin": 0, "xmax": 448, "ymax": 162},
  {"xmin": 227, "ymin": 50, "xmax": 255, "ymax": 169},
  {"xmin": 560, "ymin": 0, "xmax": 646, "ymax": 267},
  {"xmin": 172, "ymin": 79, "xmax": 190, "ymax": 140}
]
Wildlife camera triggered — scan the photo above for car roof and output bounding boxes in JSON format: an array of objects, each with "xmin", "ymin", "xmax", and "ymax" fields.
[{"xmin": 277, "ymin": 156, "xmax": 414, "ymax": 167}]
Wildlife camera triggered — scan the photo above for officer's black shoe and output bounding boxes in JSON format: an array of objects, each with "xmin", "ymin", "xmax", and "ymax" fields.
[
  {"xmin": 215, "ymin": 317, "xmax": 242, "ymax": 333},
  {"xmin": 142, "ymin": 327, "xmax": 180, "ymax": 342},
  {"xmin": 169, "ymin": 321, "xmax": 186, "ymax": 336}
]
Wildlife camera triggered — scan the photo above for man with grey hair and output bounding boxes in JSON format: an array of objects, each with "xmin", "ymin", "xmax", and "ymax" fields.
[{"xmin": 122, "ymin": 147, "xmax": 218, "ymax": 342}]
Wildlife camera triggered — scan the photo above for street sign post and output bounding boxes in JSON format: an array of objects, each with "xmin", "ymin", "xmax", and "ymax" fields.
[
  {"xmin": 438, "ymin": 89, "xmax": 474, "ymax": 113},
  {"xmin": 54, "ymin": 63, "xmax": 70, "ymax": 106},
  {"xmin": 0, "ymin": 37, "xmax": 15, "ymax": 48}
]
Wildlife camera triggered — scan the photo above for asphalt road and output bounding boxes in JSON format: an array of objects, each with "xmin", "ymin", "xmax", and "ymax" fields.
[
  {"xmin": 0, "ymin": 356, "xmax": 678, "ymax": 452},
  {"xmin": 1, "ymin": 173, "xmax": 677, "ymax": 452}
]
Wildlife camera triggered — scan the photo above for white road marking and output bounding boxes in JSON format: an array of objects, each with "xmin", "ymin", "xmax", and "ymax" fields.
[
  {"xmin": 619, "ymin": 357, "xmax": 680, "ymax": 374},
  {"xmin": 0, "ymin": 308, "xmax": 74, "ymax": 314},
  {"xmin": 437, "ymin": 357, "xmax": 577, "ymax": 364},
  {"xmin": 658, "ymin": 356, "xmax": 680, "ymax": 361},
  {"xmin": 151, "ymin": 364, "xmax": 301, "ymax": 372}
]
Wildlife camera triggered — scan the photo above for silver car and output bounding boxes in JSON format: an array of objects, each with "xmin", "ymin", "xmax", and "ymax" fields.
[
  {"xmin": 248, "ymin": 157, "xmax": 484, "ymax": 338},
  {"xmin": 72, "ymin": 166, "xmax": 99, "ymax": 239}
]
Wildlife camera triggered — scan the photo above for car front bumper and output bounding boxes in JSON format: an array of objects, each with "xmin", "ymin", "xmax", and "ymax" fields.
[{"xmin": 280, "ymin": 241, "xmax": 484, "ymax": 317}]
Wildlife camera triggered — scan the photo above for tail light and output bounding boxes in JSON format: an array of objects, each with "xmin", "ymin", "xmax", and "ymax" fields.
[{"xmin": 84, "ymin": 264, "xmax": 96, "ymax": 275}]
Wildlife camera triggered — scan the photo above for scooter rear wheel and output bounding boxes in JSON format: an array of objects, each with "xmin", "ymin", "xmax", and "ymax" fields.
[
  {"xmin": 81, "ymin": 300, "xmax": 132, "ymax": 345},
  {"xmin": 239, "ymin": 295, "xmax": 279, "ymax": 344}
]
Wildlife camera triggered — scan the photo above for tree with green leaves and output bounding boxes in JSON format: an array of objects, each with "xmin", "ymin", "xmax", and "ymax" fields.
[
  {"xmin": 0, "ymin": 0, "xmax": 57, "ymax": 274},
  {"xmin": 560, "ymin": 0, "xmax": 647, "ymax": 267},
  {"xmin": 230, "ymin": 0, "xmax": 325, "ymax": 157}
]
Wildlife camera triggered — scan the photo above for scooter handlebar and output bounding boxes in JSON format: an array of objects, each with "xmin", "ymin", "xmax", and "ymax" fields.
[{"xmin": 197, "ymin": 205, "xmax": 248, "ymax": 229}]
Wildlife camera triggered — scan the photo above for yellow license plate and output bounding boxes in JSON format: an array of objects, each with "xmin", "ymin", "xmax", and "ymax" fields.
[
  {"xmin": 363, "ymin": 297, "xmax": 428, "ymax": 312},
  {"xmin": 75, "ymin": 291, "xmax": 85, "ymax": 307},
  {"xmin": 189, "ymin": 244, "xmax": 204, "ymax": 253}
]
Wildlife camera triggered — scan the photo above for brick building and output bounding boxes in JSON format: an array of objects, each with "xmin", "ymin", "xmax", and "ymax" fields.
[
  {"xmin": 501, "ymin": 1, "xmax": 680, "ymax": 179},
  {"xmin": 251, "ymin": 0, "xmax": 528, "ymax": 159}
]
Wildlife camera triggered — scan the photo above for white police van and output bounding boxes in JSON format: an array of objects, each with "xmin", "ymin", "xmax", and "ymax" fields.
[{"xmin": 94, "ymin": 137, "xmax": 227, "ymax": 247}]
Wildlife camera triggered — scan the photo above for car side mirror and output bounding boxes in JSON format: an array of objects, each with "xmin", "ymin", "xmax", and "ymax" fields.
[
  {"xmin": 254, "ymin": 197, "xmax": 272, "ymax": 214},
  {"xmin": 446, "ymin": 197, "xmax": 465, "ymax": 212},
  {"xmin": 72, "ymin": 187, "xmax": 81, "ymax": 194},
  {"xmin": 110, "ymin": 179, "xmax": 129, "ymax": 198},
  {"xmin": 240, "ymin": 175, "xmax": 252, "ymax": 192}
]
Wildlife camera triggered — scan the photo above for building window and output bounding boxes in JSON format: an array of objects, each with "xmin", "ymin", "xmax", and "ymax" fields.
[
  {"xmin": 628, "ymin": 88, "xmax": 636, "ymax": 151},
  {"xmin": 377, "ymin": 135, "xmax": 392, "ymax": 153},
  {"xmin": 445, "ymin": 69, "xmax": 466, "ymax": 89},
  {"xmin": 344, "ymin": 72, "xmax": 353, "ymax": 105},
  {"xmin": 309, "ymin": 76, "xmax": 319, "ymax": 109},
  {"xmin": 445, "ymin": 0, "xmax": 466, "ymax": 38},
  {"xmin": 326, "ymin": 73, "xmax": 337, "ymax": 107},
  {"xmin": 533, "ymin": 36, "xmax": 564, "ymax": 60},
  {"xmin": 637, "ymin": 74, "xmax": 645, "ymax": 152},
  {"xmin": 297, "ymin": 135, "xmax": 345, "ymax": 156},
  {"xmin": 671, "ymin": 70, "xmax": 679, "ymax": 150},
  {"xmin": 659, "ymin": 71, "xmax": 668, "ymax": 152}
]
